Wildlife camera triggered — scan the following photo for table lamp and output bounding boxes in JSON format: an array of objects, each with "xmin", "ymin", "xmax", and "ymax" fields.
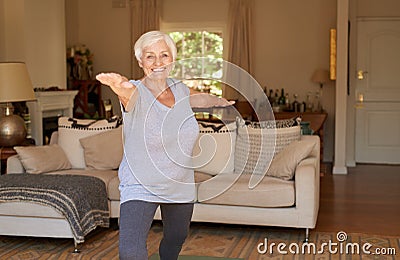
[{"xmin": 0, "ymin": 62, "xmax": 36, "ymax": 147}]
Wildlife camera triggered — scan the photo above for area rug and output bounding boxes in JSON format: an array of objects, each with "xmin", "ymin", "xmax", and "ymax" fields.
[
  {"xmin": 149, "ymin": 254, "xmax": 243, "ymax": 260},
  {"xmin": 0, "ymin": 222, "xmax": 398, "ymax": 259}
]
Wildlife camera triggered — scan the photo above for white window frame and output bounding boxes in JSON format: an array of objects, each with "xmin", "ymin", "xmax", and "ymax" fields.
[{"xmin": 161, "ymin": 22, "xmax": 227, "ymax": 96}]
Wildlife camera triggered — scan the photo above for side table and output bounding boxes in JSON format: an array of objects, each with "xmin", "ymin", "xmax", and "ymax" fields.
[
  {"xmin": 0, "ymin": 147, "xmax": 17, "ymax": 175},
  {"xmin": 0, "ymin": 139, "xmax": 35, "ymax": 175}
]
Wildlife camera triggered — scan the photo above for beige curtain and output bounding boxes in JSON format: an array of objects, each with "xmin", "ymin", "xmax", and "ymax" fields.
[
  {"xmin": 130, "ymin": 0, "xmax": 161, "ymax": 79},
  {"xmin": 225, "ymin": 0, "xmax": 254, "ymax": 101}
]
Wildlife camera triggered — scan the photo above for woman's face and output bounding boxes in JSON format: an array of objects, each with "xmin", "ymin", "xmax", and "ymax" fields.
[{"xmin": 139, "ymin": 40, "xmax": 173, "ymax": 80}]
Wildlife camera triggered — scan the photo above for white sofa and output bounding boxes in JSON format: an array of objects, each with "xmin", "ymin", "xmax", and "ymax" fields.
[{"xmin": 0, "ymin": 118, "xmax": 320, "ymax": 250}]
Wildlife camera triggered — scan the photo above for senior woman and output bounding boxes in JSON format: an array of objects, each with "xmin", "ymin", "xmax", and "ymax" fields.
[{"xmin": 96, "ymin": 31, "xmax": 233, "ymax": 259}]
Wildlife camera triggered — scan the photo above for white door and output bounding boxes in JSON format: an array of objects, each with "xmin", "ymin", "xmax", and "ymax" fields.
[{"xmin": 355, "ymin": 19, "xmax": 400, "ymax": 164}]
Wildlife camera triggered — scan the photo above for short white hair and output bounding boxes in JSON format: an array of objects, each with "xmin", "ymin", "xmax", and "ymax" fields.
[{"xmin": 134, "ymin": 31, "xmax": 177, "ymax": 62}]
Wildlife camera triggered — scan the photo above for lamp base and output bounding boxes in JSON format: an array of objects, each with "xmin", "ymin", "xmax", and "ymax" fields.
[{"xmin": 0, "ymin": 114, "xmax": 27, "ymax": 147}]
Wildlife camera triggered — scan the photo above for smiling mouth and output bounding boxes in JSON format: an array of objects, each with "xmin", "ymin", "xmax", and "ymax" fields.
[{"xmin": 152, "ymin": 67, "xmax": 166, "ymax": 72}]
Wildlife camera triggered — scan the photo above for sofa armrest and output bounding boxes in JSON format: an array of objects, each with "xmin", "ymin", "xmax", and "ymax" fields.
[
  {"xmin": 294, "ymin": 157, "xmax": 320, "ymax": 227},
  {"xmin": 6, "ymin": 155, "xmax": 26, "ymax": 174},
  {"xmin": 49, "ymin": 131, "xmax": 58, "ymax": 145},
  {"xmin": 293, "ymin": 135, "xmax": 320, "ymax": 228}
]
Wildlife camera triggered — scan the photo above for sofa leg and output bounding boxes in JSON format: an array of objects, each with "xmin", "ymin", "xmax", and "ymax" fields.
[
  {"xmin": 110, "ymin": 217, "xmax": 120, "ymax": 230},
  {"xmin": 304, "ymin": 228, "xmax": 310, "ymax": 243},
  {"xmin": 73, "ymin": 240, "xmax": 81, "ymax": 253}
]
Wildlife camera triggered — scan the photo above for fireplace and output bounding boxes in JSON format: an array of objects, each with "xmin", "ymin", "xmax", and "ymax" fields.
[
  {"xmin": 42, "ymin": 116, "xmax": 59, "ymax": 145},
  {"xmin": 27, "ymin": 90, "xmax": 78, "ymax": 145}
]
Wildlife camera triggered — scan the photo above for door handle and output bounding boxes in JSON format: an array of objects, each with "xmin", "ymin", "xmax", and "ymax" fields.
[{"xmin": 357, "ymin": 70, "xmax": 368, "ymax": 80}]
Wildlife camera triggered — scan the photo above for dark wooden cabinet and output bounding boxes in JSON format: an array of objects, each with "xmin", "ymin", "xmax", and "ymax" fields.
[
  {"xmin": 1, "ymin": 139, "xmax": 35, "ymax": 174},
  {"xmin": 1, "ymin": 147, "xmax": 17, "ymax": 175},
  {"xmin": 69, "ymin": 80, "xmax": 103, "ymax": 118}
]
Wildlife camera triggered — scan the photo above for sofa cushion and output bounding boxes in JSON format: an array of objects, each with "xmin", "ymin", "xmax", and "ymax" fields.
[
  {"xmin": 192, "ymin": 121, "xmax": 236, "ymax": 175},
  {"xmin": 13, "ymin": 144, "xmax": 71, "ymax": 174},
  {"xmin": 266, "ymin": 139, "xmax": 316, "ymax": 180},
  {"xmin": 57, "ymin": 117, "xmax": 121, "ymax": 169},
  {"xmin": 108, "ymin": 176, "xmax": 120, "ymax": 201},
  {"xmin": 197, "ymin": 173, "xmax": 295, "ymax": 208},
  {"xmin": 79, "ymin": 127, "xmax": 123, "ymax": 170},
  {"xmin": 234, "ymin": 118, "xmax": 301, "ymax": 176}
]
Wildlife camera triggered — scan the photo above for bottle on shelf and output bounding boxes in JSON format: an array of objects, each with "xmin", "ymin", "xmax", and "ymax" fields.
[
  {"xmin": 278, "ymin": 88, "xmax": 286, "ymax": 111},
  {"xmin": 313, "ymin": 91, "xmax": 322, "ymax": 112},
  {"xmin": 292, "ymin": 94, "xmax": 300, "ymax": 112},
  {"xmin": 268, "ymin": 89, "xmax": 274, "ymax": 105},
  {"xmin": 285, "ymin": 93, "xmax": 291, "ymax": 111},
  {"xmin": 272, "ymin": 89, "xmax": 280, "ymax": 112},
  {"xmin": 306, "ymin": 92, "xmax": 313, "ymax": 112},
  {"xmin": 301, "ymin": 100, "xmax": 306, "ymax": 113},
  {"xmin": 263, "ymin": 86, "xmax": 268, "ymax": 95}
]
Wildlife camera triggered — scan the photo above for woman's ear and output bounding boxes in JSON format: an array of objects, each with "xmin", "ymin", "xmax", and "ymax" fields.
[{"xmin": 138, "ymin": 61, "xmax": 143, "ymax": 68}]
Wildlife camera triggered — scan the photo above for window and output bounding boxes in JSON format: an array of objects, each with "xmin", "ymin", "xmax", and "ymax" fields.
[{"xmin": 169, "ymin": 31, "xmax": 223, "ymax": 96}]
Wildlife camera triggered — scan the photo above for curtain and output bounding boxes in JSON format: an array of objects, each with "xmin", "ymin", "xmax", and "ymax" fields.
[
  {"xmin": 130, "ymin": 0, "xmax": 161, "ymax": 79},
  {"xmin": 224, "ymin": 0, "xmax": 254, "ymax": 101}
]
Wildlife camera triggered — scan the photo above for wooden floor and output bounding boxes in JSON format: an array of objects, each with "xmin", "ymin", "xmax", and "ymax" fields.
[{"xmin": 315, "ymin": 163, "xmax": 400, "ymax": 236}]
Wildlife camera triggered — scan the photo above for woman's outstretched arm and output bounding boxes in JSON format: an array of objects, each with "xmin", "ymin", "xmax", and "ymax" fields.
[
  {"xmin": 189, "ymin": 88, "xmax": 235, "ymax": 108},
  {"xmin": 96, "ymin": 73, "xmax": 138, "ymax": 111}
]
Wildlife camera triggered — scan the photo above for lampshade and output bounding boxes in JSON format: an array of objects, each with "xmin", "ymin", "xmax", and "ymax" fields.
[
  {"xmin": 0, "ymin": 62, "xmax": 35, "ymax": 147},
  {"xmin": 0, "ymin": 62, "xmax": 36, "ymax": 103},
  {"xmin": 311, "ymin": 68, "xmax": 330, "ymax": 86}
]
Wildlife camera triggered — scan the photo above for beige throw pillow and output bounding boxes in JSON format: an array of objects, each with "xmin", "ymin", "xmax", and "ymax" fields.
[
  {"xmin": 14, "ymin": 144, "xmax": 72, "ymax": 174},
  {"xmin": 79, "ymin": 127, "xmax": 123, "ymax": 170},
  {"xmin": 57, "ymin": 117, "xmax": 122, "ymax": 169},
  {"xmin": 192, "ymin": 122, "xmax": 236, "ymax": 175},
  {"xmin": 266, "ymin": 139, "xmax": 316, "ymax": 180}
]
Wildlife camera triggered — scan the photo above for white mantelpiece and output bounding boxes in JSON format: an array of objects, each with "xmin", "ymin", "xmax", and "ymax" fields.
[{"xmin": 27, "ymin": 91, "xmax": 78, "ymax": 145}]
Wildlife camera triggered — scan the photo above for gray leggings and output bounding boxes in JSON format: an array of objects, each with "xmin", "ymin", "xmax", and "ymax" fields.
[{"xmin": 119, "ymin": 200, "xmax": 194, "ymax": 260}]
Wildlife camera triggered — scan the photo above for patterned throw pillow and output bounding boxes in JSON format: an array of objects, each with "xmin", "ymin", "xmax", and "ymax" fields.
[
  {"xmin": 192, "ymin": 121, "xmax": 236, "ymax": 175},
  {"xmin": 234, "ymin": 117, "xmax": 301, "ymax": 175},
  {"xmin": 57, "ymin": 116, "xmax": 122, "ymax": 169}
]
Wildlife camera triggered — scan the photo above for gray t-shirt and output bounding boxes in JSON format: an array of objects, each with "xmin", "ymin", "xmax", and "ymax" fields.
[{"xmin": 119, "ymin": 78, "xmax": 199, "ymax": 203}]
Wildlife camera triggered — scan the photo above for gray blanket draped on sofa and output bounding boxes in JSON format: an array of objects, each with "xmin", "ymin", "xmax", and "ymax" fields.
[{"xmin": 0, "ymin": 174, "xmax": 109, "ymax": 243}]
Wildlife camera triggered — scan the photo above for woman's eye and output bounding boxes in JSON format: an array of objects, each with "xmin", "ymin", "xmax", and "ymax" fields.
[
  {"xmin": 146, "ymin": 55, "xmax": 155, "ymax": 59},
  {"xmin": 162, "ymin": 54, "xmax": 169, "ymax": 58}
]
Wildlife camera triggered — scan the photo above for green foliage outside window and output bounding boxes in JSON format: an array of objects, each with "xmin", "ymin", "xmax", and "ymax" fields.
[{"xmin": 169, "ymin": 31, "xmax": 223, "ymax": 96}]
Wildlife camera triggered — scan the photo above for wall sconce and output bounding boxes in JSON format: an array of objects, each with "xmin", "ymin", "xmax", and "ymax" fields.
[{"xmin": 311, "ymin": 68, "xmax": 330, "ymax": 89}]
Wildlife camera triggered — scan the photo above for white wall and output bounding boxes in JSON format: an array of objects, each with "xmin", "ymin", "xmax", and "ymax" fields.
[
  {"xmin": 65, "ymin": 0, "xmax": 131, "ymax": 115},
  {"xmin": 0, "ymin": 0, "xmax": 66, "ymax": 89},
  {"xmin": 0, "ymin": 0, "xmax": 7, "ymax": 60},
  {"xmin": 253, "ymin": 0, "xmax": 336, "ymax": 162},
  {"xmin": 65, "ymin": 0, "xmax": 337, "ymax": 161}
]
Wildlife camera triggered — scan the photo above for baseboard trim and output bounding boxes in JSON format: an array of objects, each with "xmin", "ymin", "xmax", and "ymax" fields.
[
  {"xmin": 346, "ymin": 160, "xmax": 356, "ymax": 167},
  {"xmin": 332, "ymin": 166, "xmax": 348, "ymax": 174}
]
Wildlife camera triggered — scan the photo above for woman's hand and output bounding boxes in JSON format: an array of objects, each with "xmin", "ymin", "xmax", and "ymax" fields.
[{"xmin": 96, "ymin": 72, "xmax": 137, "ymax": 110}]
